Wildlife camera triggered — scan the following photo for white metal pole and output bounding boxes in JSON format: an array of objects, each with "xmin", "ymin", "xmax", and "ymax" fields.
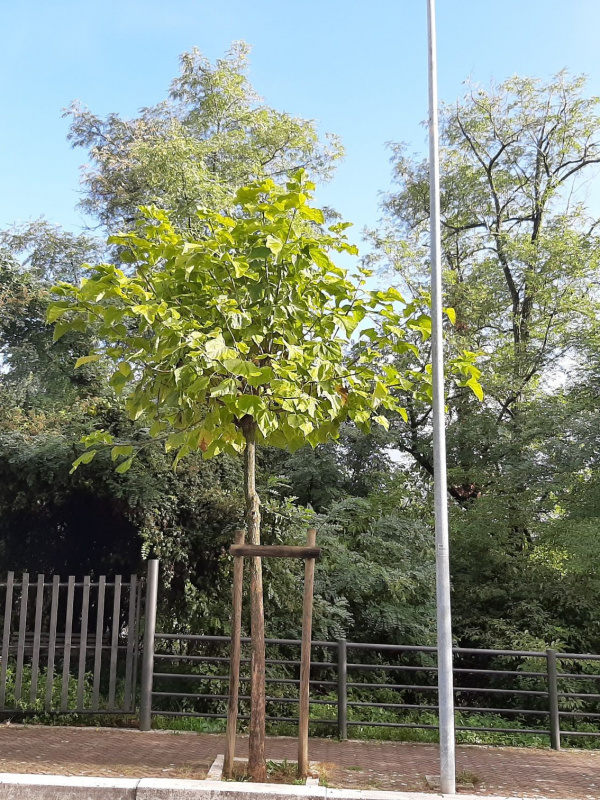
[
  {"xmin": 140, "ymin": 559, "xmax": 159, "ymax": 732},
  {"xmin": 426, "ymin": 0, "xmax": 456, "ymax": 794}
]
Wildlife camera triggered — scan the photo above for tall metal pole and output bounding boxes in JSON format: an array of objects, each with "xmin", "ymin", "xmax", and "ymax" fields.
[
  {"xmin": 139, "ymin": 559, "xmax": 159, "ymax": 732},
  {"xmin": 427, "ymin": 0, "xmax": 456, "ymax": 794}
]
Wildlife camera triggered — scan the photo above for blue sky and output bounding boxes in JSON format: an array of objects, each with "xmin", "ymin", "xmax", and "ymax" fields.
[{"xmin": 1, "ymin": 0, "xmax": 599, "ymax": 245}]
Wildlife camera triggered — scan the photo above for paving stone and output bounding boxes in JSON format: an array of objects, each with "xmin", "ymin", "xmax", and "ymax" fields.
[{"xmin": 0, "ymin": 726, "xmax": 597, "ymax": 798}]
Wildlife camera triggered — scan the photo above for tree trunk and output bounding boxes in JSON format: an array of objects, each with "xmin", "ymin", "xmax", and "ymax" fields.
[{"xmin": 241, "ymin": 415, "xmax": 267, "ymax": 782}]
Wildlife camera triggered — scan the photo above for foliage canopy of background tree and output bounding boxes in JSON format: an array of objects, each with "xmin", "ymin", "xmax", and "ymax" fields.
[{"xmin": 65, "ymin": 42, "xmax": 343, "ymax": 233}]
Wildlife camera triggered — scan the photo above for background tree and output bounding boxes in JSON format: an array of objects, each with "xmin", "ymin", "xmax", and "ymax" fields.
[
  {"xmin": 370, "ymin": 72, "xmax": 600, "ymax": 650},
  {"xmin": 65, "ymin": 42, "xmax": 343, "ymax": 233}
]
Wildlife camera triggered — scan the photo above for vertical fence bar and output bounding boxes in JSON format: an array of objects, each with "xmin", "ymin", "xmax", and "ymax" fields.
[
  {"xmin": 337, "ymin": 638, "xmax": 348, "ymax": 741},
  {"xmin": 124, "ymin": 575, "xmax": 137, "ymax": 712},
  {"xmin": 298, "ymin": 528, "xmax": 317, "ymax": 778},
  {"xmin": 131, "ymin": 579, "xmax": 143, "ymax": 711},
  {"xmin": 13, "ymin": 573, "xmax": 30, "ymax": 705},
  {"xmin": 45, "ymin": 575, "xmax": 60, "ymax": 712},
  {"xmin": 76, "ymin": 576, "xmax": 91, "ymax": 712},
  {"xmin": 224, "ymin": 530, "xmax": 245, "ymax": 778},
  {"xmin": 140, "ymin": 560, "xmax": 159, "ymax": 731},
  {"xmin": 108, "ymin": 576, "xmax": 122, "ymax": 710},
  {"xmin": 92, "ymin": 576, "xmax": 106, "ymax": 712},
  {"xmin": 61, "ymin": 576, "xmax": 76, "ymax": 711},
  {"xmin": 547, "ymin": 648, "xmax": 561, "ymax": 750},
  {"xmin": 0, "ymin": 572, "xmax": 15, "ymax": 710},
  {"xmin": 30, "ymin": 574, "xmax": 45, "ymax": 704}
]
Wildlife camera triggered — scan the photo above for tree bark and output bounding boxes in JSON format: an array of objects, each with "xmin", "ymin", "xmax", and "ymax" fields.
[{"xmin": 241, "ymin": 415, "xmax": 267, "ymax": 782}]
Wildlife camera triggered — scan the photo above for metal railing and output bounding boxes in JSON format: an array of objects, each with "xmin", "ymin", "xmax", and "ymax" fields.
[
  {"xmin": 147, "ymin": 634, "xmax": 600, "ymax": 748},
  {"xmin": 0, "ymin": 572, "xmax": 142, "ymax": 716}
]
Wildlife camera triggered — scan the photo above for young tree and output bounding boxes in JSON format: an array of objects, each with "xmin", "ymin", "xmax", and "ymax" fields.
[{"xmin": 49, "ymin": 171, "xmax": 480, "ymax": 778}]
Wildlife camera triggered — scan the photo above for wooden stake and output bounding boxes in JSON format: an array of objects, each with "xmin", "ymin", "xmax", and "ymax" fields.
[
  {"xmin": 298, "ymin": 527, "xmax": 317, "ymax": 778},
  {"xmin": 242, "ymin": 417, "xmax": 267, "ymax": 783},
  {"xmin": 223, "ymin": 529, "xmax": 245, "ymax": 779}
]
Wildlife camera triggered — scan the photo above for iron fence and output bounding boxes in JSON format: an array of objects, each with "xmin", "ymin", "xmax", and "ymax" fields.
[
  {"xmin": 147, "ymin": 633, "xmax": 600, "ymax": 748},
  {"xmin": 0, "ymin": 572, "xmax": 142, "ymax": 716}
]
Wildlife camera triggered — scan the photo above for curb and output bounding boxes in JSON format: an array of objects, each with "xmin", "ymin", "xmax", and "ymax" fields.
[{"xmin": 0, "ymin": 773, "xmax": 570, "ymax": 800}]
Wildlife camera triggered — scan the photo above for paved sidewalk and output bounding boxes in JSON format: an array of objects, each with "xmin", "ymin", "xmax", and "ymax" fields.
[{"xmin": 0, "ymin": 726, "xmax": 598, "ymax": 798}]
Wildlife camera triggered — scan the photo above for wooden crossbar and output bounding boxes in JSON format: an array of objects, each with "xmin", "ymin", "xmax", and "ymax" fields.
[{"xmin": 229, "ymin": 545, "xmax": 321, "ymax": 559}]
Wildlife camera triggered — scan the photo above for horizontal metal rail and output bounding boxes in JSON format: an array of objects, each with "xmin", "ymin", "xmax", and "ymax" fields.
[
  {"xmin": 560, "ymin": 710, "xmax": 600, "ymax": 719},
  {"xmin": 556, "ymin": 653, "xmax": 600, "ymax": 661},
  {"xmin": 153, "ymin": 672, "xmax": 337, "ymax": 687},
  {"xmin": 154, "ymin": 653, "xmax": 334, "ymax": 669},
  {"xmin": 151, "ymin": 692, "xmax": 335, "ymax": 705},
  {"xmin": 154, "ymin": 633, "xmax": 336, "ymax": 647},
  {"xmin": 152, "ymin": 710, "xmax": 333, "ymax": 724}
]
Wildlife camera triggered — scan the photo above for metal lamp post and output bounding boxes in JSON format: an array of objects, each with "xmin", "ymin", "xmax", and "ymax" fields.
[{"xmin": 427, "ymin": 0, "xmax": 456, "ymax": 793}]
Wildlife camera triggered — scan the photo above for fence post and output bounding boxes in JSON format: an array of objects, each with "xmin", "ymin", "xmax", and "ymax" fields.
[
  {"xmin": 546, "ymin": 648, "xmax": 561, "ymax": 750},
  {"xmin": 139, "ymin": 559, "xmax": 159, "ymax": 732},
  {"xmin": 337, "ymin": 638, "xmax": 347, "ymax": 740}
]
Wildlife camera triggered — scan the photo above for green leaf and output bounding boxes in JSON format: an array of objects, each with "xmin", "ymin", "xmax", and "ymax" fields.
[
  {"xmin": 384, "ymin": 287, "xmax": 405, "ymax": 302},
  {"xmin": 189, "ymin": 375, "xmax": 211, "ymax": 394},
  {"xmin": 246, "ymin": 366, "xmax": 273, "ymax": 386},
  {"xmin": 235, "ymin": 186, "xmax": 262, "ymax": 204},
  {"xmin": 115, "ymin": 457, "xmax": 134, "ymax": 474},
  {"xmin": 300, "ymin": 206, "xmax": 325, "ymax": 224},
  {"xmin": 111, "ymin": 445, "xmax": 133, "ymax": 461},
  {"xmin": 372, "ymin": 382, "xmax": 388, "ymax": 401},
  {"xmin": 466, "ymin": 376, "xmax": 484, "ymax": 401},
  {"xmin": 210, "ymin": 378, "xmax": 238, "ymax": 397},
  {"xmin": 53, "ymin": 321, "xmax": 72, "ymax": 342},
  {"xmin": 74, "ymin": 354, "xmax": 101, "ymax": 369},
  {"xmin": 109, "ymin": 371, "xmax": 129, "ymax": 393},
  {"xmin": 444, "ymin": 307, "xmax": 457, "ymax": 325},
  {"xmin": 47, "ymin": 303, "xmax": 70, "ymax": 324},
  {"xmin": 265, "ymin": 235, "xmax": 283, "ymax": 255},
  {"xmin": 205, "ymin": 335, "xmax": 228, "ymax": 360},
  {"xmin": 231, "ymin": 395, "xmax": 264, "ymax": 416},
  {"xmin": 309, "ymin": 246, "xmax": 333, "ymax": 270},
  {"xmin": 70, "ymin": 449, "xmax": 97, "ymax": 474},
  {"xmin": 222, "ymin": 358, "xmax": 262, "ymax": 377},
  {"xmin": 374, "ymin": 415, "xmax": 390, "ymax": 430},
  {"xmin": 409, "ymin": 314, "xmax": 432, "ymax": 338}
]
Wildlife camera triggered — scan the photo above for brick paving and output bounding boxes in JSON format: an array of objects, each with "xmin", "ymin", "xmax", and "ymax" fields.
[{"xmin": 0, "ymin": 726, "xmax": 598, "ymax": 797}]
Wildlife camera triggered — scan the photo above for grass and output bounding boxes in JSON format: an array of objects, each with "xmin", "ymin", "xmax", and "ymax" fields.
[
  {"xmin": 456, "ymin": 769, "xmax": 482, "ymax": 787},
  {"xmin": 226, "ymin": 758, "xmax": 310, "ymax": 785},
  {"xmin": 146, "ymin": 708, "xmax": 600, "ymax": 751}
]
